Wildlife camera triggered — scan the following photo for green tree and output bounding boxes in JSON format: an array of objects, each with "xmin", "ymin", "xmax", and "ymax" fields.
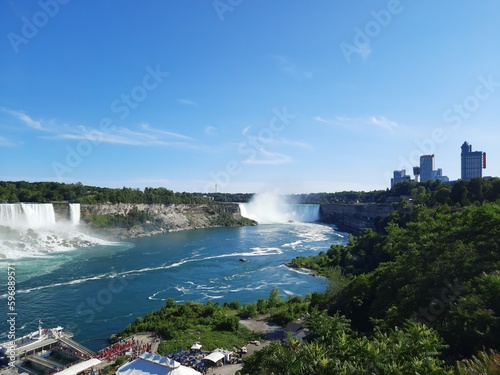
[{"xmin": 268, "ymin": 289, "xmax": 281, "ymax": 309}]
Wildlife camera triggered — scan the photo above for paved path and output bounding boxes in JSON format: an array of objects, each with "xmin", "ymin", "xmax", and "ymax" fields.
[
  {"xmin": 211, "ymin": 363, "xmax": 242, "ymax": 375},
  {"xmin": 132, "ymin": 333, "xmax": 160, "ymax": 353}
]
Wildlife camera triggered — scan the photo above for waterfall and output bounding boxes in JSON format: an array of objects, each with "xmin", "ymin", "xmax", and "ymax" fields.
[
  {"xmin": 287, "ymin": 204, "xmax": 320, "ymax": 222},
  {"xmin": 0, "ymin": 203, "xmax": 24, "ymax": 228},
  {"xmin": 69, "ymin": 203, "xmax": 81, "ymax": 225},
  {"xmin": 0, "ymin": 202, "xmax": 111, "ymax": 260},
  {"xmin": 0, "ymin": 203, "xmax": 56, "ymax": 229},
  {"xmin": 22, "ymin": 203, "xmax": 56, "ymax": 228},
  {"xmin": 239, "ymin": 193, "xmax": 320, "ymax": 224}
]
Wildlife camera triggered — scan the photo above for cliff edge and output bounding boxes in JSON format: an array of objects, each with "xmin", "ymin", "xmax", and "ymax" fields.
[
  {"xmin": 320, "ymin": 203, "xmax": 409, "ymax": 234},
  {"xmin": 80, "ymin": 203, "xmax": 256, "ymax": 239}
]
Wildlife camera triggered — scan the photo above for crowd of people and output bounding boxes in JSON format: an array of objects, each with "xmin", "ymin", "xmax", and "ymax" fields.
[
  {"xmin": 33, "ymin": 333, "xmax": 249, "ymax": 375},
  {"xmin": 95, "ymin": 337, "xmax": 152, "ymax": 362}
]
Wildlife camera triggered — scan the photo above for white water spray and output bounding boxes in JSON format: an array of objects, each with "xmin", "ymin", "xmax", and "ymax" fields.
[
  {"xmin": 239, "ymin": 192, "xmax": 320, "ymax": 224},
  {"xmin": 0, "ymin": 203, "xmax": 111, "ymax": 260}
]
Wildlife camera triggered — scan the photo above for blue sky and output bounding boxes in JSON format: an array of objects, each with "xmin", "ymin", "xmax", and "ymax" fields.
[{"xmin": 1, "ymin": 0, "xmax": 499, "ymax": 193}]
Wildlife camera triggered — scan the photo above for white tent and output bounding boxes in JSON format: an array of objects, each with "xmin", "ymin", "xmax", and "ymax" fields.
[
  {"xmin": 203, "ymin": 351, "xmax": 225, "ymax": 364},
  {"xmin": 117, "ymin": 352, "xmax": 201, "ymax": 375},
  {"xmin": 190, "ymin": 343, "xmax": 202, "ymax": 351}
]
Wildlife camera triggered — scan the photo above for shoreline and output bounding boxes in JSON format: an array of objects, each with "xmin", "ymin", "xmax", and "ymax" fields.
[{"xmin": 283, "ymin": 262, "xmax": 321, "ymax": 278}]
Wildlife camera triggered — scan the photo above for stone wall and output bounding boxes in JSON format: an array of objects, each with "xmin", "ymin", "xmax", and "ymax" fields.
[{"xmin": 52, "ymin": 202, "xmax": 70, "ymax": 221}]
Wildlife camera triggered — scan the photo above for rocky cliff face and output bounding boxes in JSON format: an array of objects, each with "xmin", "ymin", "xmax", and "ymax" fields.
[
  {"xmin": 320, "ymin": 203, "xmax": 406, "ymax": 234},
  {"xmin": 52, "ymin": 202, "xmax": 71, "ymax": 221},
  {"xmin": 80, "ymin": 203, "xmax": 255, "ymax": 239}
]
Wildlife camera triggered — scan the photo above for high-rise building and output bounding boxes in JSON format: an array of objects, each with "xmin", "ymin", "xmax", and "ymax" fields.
[
  {"xmin": 432, "ymin": 168, "xmax": 449, "ymax": 182},
  {"xmin": 391, "ymin": 170, "xmax": 411, "ymax": 188},
  {"xmin": 420, "ymin": 154, "xmax": 435, "ymax": 182},
  {"xmin": 413, "ymin": 166, "xmax": 421, "ymax": 183},
  {"xmin": 419, "ymin": 154, "xmax": 449, "ymax": 183},
  {"xmin": 461, "ymin": 142, "xmax": 485, "ymax": 180}
]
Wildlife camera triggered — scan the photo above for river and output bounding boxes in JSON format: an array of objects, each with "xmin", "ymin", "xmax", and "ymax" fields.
[{"xmin": 0, "ymin": 204, "xmax": 347, "ymax": 351}]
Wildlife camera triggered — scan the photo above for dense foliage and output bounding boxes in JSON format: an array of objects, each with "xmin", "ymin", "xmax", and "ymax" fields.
[
  {"xmin": 0, "ymin": 181, "xmax": 209, "ymax": 204},
  {"xmin": 389, "ymin": 177, "xmax": 500, "ymax": 206},
  {"xmin": 289, "ymin": 190, "xmax": 387, "ymax": 204},
  {"xmin": 82, "ymin": 207, "xmax": 159, "ymax": 230},
  {"xmin": 208, "ymin": 211, "xmax": 256, "ymax": 227},
  {"xmin": 456, "ymin": 350, "xmax": 500, "ymax": 374},
  {"xmin": 122, "ymin": 299, "xmax": 259, "ymax": 354},
  {"xmin": 239, "ymin": 289, "xmax": 310, "ymax": 326},
  {"xmin": 289, "ymin": 203, "xmax": 500, "ymax": 360},
  {"xmin": 242, "ymin": 312, "xmax": 453, "ymax": 374},
  {"xmin": 120, "ymin": 290, "xmax": 313, "ymax": 354},
  {"xmin": 312, "ymin": 203, "xmax": 500, "ymax": 360}
]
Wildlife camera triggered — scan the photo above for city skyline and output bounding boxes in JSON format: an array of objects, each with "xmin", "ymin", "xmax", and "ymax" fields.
[
  {"xmin": 1, "ymin": 1, "xmax": 499, "ymax": 193},
  {"xmin": 391, "ymin": 140, "xmax": 489, "ymax": 188}
]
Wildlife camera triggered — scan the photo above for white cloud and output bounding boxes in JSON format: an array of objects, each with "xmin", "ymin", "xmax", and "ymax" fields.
[
  {"xmin": 370, "ymin": 116, "xmax": 398, "ymax": 132},
  {"xmin": 313, "ymin": 116, "xmax": 331, "ymax": 124},
  {"xmin": 243, "ymin": 148, "xmax": 292, "ymax": 165},
  {"xmin": 242, "ymin": 126, "xmax": 251, "ymax": 135},
  {"xmin": 314, "ymin": 114, "xmax": 399, "ymax": 133},
  {"xmin": 141, "ymin": 123, "xmax": 194, "ymax": 140},
  {"xmin": 52, "ymin": 128, "xmax": 146, "ymax": 146},
  {"xmin": 0, "ymin": 107, "xmax": 197, "ymax": 148},
  {"xmin": 49, "ymin": 124, "xmax": 200, "ymax": 148},
  {"xmin": 177, "ymin": 98, "xmax": 198, "ymax": 106},
  {"xmin": 0, "ymin": 107, "xmax": 43, "ymax": 130}
]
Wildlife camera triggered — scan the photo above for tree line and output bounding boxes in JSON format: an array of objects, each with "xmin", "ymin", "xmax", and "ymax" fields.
[
  {"xmin": 389, "ymin": 177, "xmax": 500, "ymax": 206},
  {"xmin": 0, "ymin": 181, "xmax": 209, "ymax": 204},
  {"xmin": 2, "ymin": 178, "xmax": 499, "ymax": 206}
]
